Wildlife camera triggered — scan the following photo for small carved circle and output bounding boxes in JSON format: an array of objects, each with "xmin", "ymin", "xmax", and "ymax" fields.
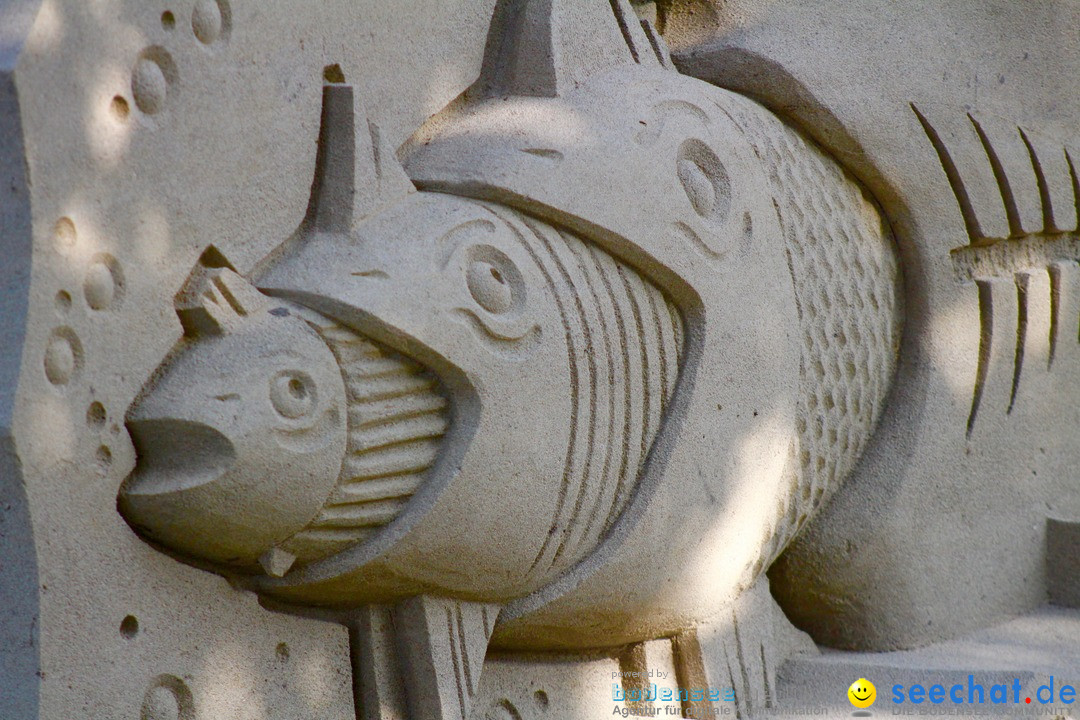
[
  {"xmin": 131, "ymin": 48, "xmax": 177, "ymax": 116},
  {"xmin": 161, "ymin": 11, "xmax": 176, "ymax": 30},
  {"xmin": 192, "ymin": 0, "xmax": 224, "ymax": 44},
  {"xmin": 110, "ymin": 95, "xmax": 130, "ymax": 121},
  {"xmin": 534, "ymin": 689, "xmax": 550, "ymax": 710},
  {"xmin": 677, "ymin": 139, "xmax": 731, "ymax": 223},
  {"xmin": 120, "ymin": 614, "xmax": 139, "ymax": 639},
  {"xmin": 44, "ymin": 327, "xmax": 82, "ymax": 386},
  {"xmin": 53, "ymin": 217, "xmax": 77, "ymax": 253},
  {"xmin": 87, "ymin": 401, "xmax": 107, "ymax": 428},
  {"xmin": 132, "ymin": 59, "xmax": 167, "ymax": 114},
  {"xmin": 487, "ymin": 700, "xmax": 523, "ymax": 720},
  {"xmin": 141, "ymin": 687, "xmax": 178, "ymax": 720},
  {"xmin": 96, "ymin": 445, "xmax": 113, "ymax": 469},
  {"xmin": 141, "ymin": 675, "xmax": 194, "ymax": 720},
  {"xmin": 55, "ymin": 290, "xmax": 72, "ymax": 313},
  {"xmin": 84, "ymin": 254, "xmax": 124, "ymax": 310},
  {"xmin": 270, "ymin": 372, "xmax": 316, "ymax": 419},
  {"xmin": 275, "ymin": 642, "xmax": 290, "ymax": 662}
]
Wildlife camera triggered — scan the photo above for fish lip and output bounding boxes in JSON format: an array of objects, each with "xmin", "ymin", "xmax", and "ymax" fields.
[{"xmin": 121, "ymin": 418, "xmax": 236, "ymax": 496}]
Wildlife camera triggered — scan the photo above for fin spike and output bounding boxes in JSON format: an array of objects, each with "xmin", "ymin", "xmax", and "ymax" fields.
[{"xmin": 475, "ymin": 0, "xmax": 641, "ymax": 98}]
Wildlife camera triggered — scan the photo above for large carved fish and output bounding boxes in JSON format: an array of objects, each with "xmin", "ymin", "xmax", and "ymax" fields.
[{"xmin": 117, "ymin": 0, "xmax": 902, "ymax": 717}]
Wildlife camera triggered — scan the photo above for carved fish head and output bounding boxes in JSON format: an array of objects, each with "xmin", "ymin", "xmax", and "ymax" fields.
[
  {"xmin": 119, "ymin": 266, "xmax": 349, "ymax": 571},
  {"xmin": 253, "ymin": 186, "xmax": 686, "ymax": 594}
]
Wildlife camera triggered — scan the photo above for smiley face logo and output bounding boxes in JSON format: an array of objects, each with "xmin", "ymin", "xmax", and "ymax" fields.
[{"xmin": 848, "ymin": 678, "xmax": 876, "ymax": 709}]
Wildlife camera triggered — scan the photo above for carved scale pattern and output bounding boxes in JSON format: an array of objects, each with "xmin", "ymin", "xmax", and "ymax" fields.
[{"xmin": 723, "ymin": 93, "xmax": 903, "ymax": 579}]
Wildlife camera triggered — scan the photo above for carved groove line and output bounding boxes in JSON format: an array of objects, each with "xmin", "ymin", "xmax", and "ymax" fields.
[
  {"xmin": 565, "ymin": 234, "xmax": 623, "ymax": 550},
  {"xmin": 969, "ymin": 114, "xmax": 1023, "ymax": 238},
  {"xmin": 1049, "ymin": 264, "xmax": 1062, "ymax": 368},
  {"xmin": 515, "ymin": 215, "xmax": 596, "ymax": 574},
  {"xmin": 483, "ymin": 209, "xmax": 582, "ymax": 577},
  {"xmin": 608, "ymin": 0, "xmax": 641, "ymax": 63},
  {"xmin": 530, "ymin": 220, "xmax": 602, "ymax": 570},
  {"xmin": 1020, "ymin": 128, "xmax": 1054, "ymax": 232},
  {"xmin": 1008, "ymin": 273, "xmax": 1029, "ymax": 414},
  {"xmin": 490, "ymin": 208, "xmax": 682, "ymax": 576},
  {"xmin": 579, "ymin": 243, "xmax": 636, "ymax": 546},
  {"xmin": 915, "ymin": 104, "xmax": 1080, "ymax": 431},
  {"xmin": 968, "ymin": 281, "xmax": 993, "ymax": 437},
  {"xmin": 912, "ymin": 103, "xmax": 982, "ymax": 243}
]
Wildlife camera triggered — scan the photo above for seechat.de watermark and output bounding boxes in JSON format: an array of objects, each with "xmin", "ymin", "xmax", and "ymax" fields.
[{"xmin": 890, "ymin": 676, "xmax": 1075, "ymax": 707}]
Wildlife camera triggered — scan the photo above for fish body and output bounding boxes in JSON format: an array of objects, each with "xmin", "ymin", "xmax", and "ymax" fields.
[{"xmin": 119, "ymin": 0, "xmax": 901, "ymax": 655}]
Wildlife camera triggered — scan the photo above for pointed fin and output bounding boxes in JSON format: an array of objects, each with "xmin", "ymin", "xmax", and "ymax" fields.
[
  {"xmin": 303, "ymin": 75, "xmax": 413, "ymax": 234},
  {"xmin": 306, "ymin": 82, "xmax": 356, "ymax": 233},
  {"xmin": 174, "ymin": 259, "xmax": 268, "ymax": 337},
  {"xmin": 349, "ymin": 606, "xmax": 409, "ymax": 720},
  {"xmin": 475, "ymin": 0, "xmax": 640, "ymax": 97},
  {"xmin": 671, "ymin": 579, "xmax": 817, "ymax": 717},
  {"xmin": 348, "ymin": 598, "xmax": 501, "ymax": 720},
  {"xmin": 609, "ymin": 0, "xmax": 667, "ymax": 68}
]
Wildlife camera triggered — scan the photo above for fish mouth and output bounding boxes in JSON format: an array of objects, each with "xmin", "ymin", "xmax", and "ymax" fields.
[
  {"xmin": 122, "ymin": 418, "xmax": 235, "ymax": 496},
  {"xmin": 269, "ymin": 315, "xmax": 453, "ymax": 565}
]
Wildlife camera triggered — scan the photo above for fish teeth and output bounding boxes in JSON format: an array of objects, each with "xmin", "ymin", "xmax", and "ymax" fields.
[
  {"xmin": 307, "ymin": 499, "xmax": 410, "ymax": 528},
  {"xmin": 349, "ymin": 392, "xmax": 448, "ymax": 429},
  {"xmin": 341, "ymin": 440, "xmax": 441, "ymax": 482},
  {"xmin": 277, "ymin": 316, "xmax": 450, "ymax": 565},
  {"xmin": 347, "ymin": 374, "xmax": 439, "ymax": 403},
  {"xmin": 326, "ymin": 473, "xmax": 426, "ymax": 504}
]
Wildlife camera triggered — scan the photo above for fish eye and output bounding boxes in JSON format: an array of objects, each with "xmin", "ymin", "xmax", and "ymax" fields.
[
  {"xmin": 464, "ymin": 245, "xmax": 523, "ymax": 315},
  {"xmin": 467, "ymin": 260, "xmax": 512, "ymax": 313},
  {"xmin": 270, "ymin": 371, "xmax": 317, "ymax": 419}
]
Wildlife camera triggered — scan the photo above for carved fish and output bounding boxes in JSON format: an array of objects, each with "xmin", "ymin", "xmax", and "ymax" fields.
[
  {"xmin": 121, "ymin": 199, "xmax": 685, "ymax": 581},
  {"xmin": 118, "ymin": 0, "xmax": 902, "ymax": 717}
]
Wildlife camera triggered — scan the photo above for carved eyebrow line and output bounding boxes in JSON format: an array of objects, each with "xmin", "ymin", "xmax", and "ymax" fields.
[{"xmin": 651, "ymin": 99, "xmax": 711, "ymax": 126}]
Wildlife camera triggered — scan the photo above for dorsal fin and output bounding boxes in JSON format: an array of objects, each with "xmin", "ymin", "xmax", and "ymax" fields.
[
  {"xmin": 474, "ymin": 0, "xmax": 651, "ymax": 98},
  {"xmin": 303, "ymin": 68, "xmax": 414, "ymax": 234}
]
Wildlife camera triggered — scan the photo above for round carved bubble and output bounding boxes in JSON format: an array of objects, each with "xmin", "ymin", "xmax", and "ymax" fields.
[
  {"xmin": 110, "ymin": 95, "xmax": 130, "ymax": 121},
  {"xmin": 140, "ymin": 675, "xmax": 194, "ymax": 720},
  {"xmin": 84, "ymin": 254, "xmax": 124, "ymax": 310},
  {"xmin": 533, "ymin": 689, "xmax": 550, "ymax": 710},
  {"xmin": 677, "ymin": 139, "xmax": 730, "ymax": 223},
  {"xmin": 96, "ymin": 445, "xmax": 113, "ymax": 469},
  {"xmin": 44, "ymin": 327, "xmax": 82, "ymax": 386},
  {"xmin": 131, "ymin": 48, "xmax": 177, "ymax": 116},
  {"xmin": 192, "ymin": 0, "xmax": 227, "ymax": 45},
  {"xmin": 161, "ymin": 11, "xmax": 176, "ymax": 31},
  {"xmin": 53, "ymin": 217, "xmax": 76, "ymax": 253},
  {"xmin": 87, "ymin": 401, "xmax": 107, "ymax": 428},
  {"xmin": 270, "ymin": 371, "xmax": 317, "ymax": 419},
  {"xmin": 132, "ymin": 59, "xmax": 167, "ymax": 114},
  {"xmin": 55, "ymin": 290, "xmax": 72, "ymax": 313},
  {"xmin": 120, "ymin": 614, "xmax": 139, "ymax": 638}
]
